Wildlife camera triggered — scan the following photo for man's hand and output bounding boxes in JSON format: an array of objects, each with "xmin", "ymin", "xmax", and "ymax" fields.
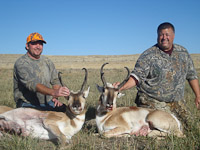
[
  {"xmin": 52, "ymin": 86, "xmax": 70, "ymax": 107},
  {"xmin": 54, "ymin": 86, "xmax": 70, "ymax": 97},
  {"xmin": 52, "ymin": 98, "xmax": 63, "ymax": 107},
  {"xmin": 112, "ymin": 76, "xmax": 136, "ymax": 92},
  {"xmin": 188, "ymin": 79, "xmax": 200, "ymax": 110},
  {"xmin": 112, "ymin": 82, "xmax": 121, "ymax": 89},
  {"xmin": 195, "ymin": 95, "xmax": 200, "ymax": 109}
]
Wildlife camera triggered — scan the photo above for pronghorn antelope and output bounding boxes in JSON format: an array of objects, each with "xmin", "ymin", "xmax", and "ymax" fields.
[
  {"xmin": 95, "ymin": 63, "xmax": 184, "ymax": 138},
  {"xmin": 0, "ymin": 106, "xmax": 13, "ymax": 114},
  {"xmin": 0, "ymin": 68, "xmax": 90, "ymax": 145}
]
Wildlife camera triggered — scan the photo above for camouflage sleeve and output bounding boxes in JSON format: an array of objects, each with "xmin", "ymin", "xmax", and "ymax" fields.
[
  {"xmin": 48, "ymin": 59, "xmax": 61, "ymax": 86},
  {"xmin": 131, "ymin": 47, "xmax": 153, "ymax": 84},
  {"xmin": 185, "ymin": 52, "xmax": 198, "ymax": 81},
  {"xmin": 14, "ymin": 55, "xmax": 61, "ymax": 93},
  {"xmin": 14, "ymin": 61, "xmax": 39, "ymax": 92}
]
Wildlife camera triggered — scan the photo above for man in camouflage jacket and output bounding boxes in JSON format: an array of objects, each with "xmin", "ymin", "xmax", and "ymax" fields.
[
  {"xmin": 13, "ymin": 32, "xmax": 70, "ymax": 112},
  {"xmin": 114, "ymin": 22, "xmax": 200, "ymax": 128}
]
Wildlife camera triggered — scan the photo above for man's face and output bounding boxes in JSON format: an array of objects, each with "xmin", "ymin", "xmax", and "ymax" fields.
[
  {"xmin": 26, "ymin": 41, "xmax": 43, "ymax": 59},
  {"xmin": 157, "ymin": 28, "xmax": 175, "ymax": 51}
]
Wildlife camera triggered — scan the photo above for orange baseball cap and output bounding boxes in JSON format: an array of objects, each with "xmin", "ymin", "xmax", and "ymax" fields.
[{"xmin": 26, "ymin": 32, "xmax": 46, "ymax": 44}]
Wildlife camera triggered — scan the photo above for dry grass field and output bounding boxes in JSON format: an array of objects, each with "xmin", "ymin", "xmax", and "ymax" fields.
[
  {"xmin": 0, "ymin": 54, "xmax": 200, "ymax": 70},
  {"xmin": 0, "ymin": 54, "xmax": 141, "ymax": 70},
  {"xmin": 0, "ymin": 54, "xmax": 200, "ymax": 150}
]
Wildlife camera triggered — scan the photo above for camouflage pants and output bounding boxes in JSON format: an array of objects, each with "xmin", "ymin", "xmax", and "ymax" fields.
[{"xmin": 135, "ymin": 92, "xmax": 193, "ymax": 130}]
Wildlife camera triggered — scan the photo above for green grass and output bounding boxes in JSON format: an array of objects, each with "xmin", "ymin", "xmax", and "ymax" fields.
[{"xmin": 0, "ymin": 68, "xmax": 200, "ymax": 150}]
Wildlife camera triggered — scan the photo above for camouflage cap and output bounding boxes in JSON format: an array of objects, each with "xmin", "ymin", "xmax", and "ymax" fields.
[{"xmin": 26, "ymin": 32, "xmax": 46, "ymax": 44}]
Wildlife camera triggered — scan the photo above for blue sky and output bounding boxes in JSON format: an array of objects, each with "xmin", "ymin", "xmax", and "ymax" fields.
[{"xmin": 0, "ymin": 0, "xmax": 200, "ymax": 55}]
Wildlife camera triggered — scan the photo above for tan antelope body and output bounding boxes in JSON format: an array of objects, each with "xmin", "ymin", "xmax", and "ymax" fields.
[
  {"xmin": 96, "ymin": 63, "xmax": 184, "ymax": 138},
  {"xmin": 0, "ymin": 68, "xmax": 90, "ymax": 144},
  {"xmin": 0, "ymin": 106, "xmax": 13, "ymax": 114}
]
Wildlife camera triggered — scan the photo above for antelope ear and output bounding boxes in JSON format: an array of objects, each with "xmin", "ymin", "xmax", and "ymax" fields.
[
  {"xmin": 96, "ymin": 84, "xmax": 104, "ymax": 93},
  {"xmin": 117, "ymin": 93, "xmax": 125, "ymax": 98},
  {"xmin": 83, "ymin": 86, "xmax": 90, "ymax": 98}
]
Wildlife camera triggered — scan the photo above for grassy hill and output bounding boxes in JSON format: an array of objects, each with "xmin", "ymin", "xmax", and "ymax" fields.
[{"xmin": 0, "ymin": 53, "xmax": 199, "ymax": 70}]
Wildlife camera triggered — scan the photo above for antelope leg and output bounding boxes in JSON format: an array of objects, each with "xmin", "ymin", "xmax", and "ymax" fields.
[
  {"xmin": 0, "ymin": 117, "xmax": 25, "ymax": 135},
  {"xmin": 103, "ymin": 127, "xmax": 130, "ymax": 138}
]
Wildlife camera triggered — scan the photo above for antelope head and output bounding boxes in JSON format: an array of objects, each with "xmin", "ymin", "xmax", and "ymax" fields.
[
  {"xmin": 58, "ymin": 68, "xmax": 90, "ymax": 115},
  {"xmin": 96, "ymin": 63, "xmax": 130, "ymax": 112}
]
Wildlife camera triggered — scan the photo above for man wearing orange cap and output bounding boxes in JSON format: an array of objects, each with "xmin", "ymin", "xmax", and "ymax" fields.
[{"xmin": 13, "ymin": 32, "xmax": 70, "ymax": 112}]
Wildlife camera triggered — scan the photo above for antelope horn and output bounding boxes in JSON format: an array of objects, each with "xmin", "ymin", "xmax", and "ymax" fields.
[
  {"xmin": 117, "ymin": 67, "xmax": 130, "ymax": 90},
  {"xmin": 58, "ymin": 72, "xmax": 65, "ymax": 87},
  {"xmin": 100, "ymin": 63, "xmax": 109, "ymax": 87},
  {"xmin": 80, "ymin": 68, "xmax": 88, "ymax": 93}
]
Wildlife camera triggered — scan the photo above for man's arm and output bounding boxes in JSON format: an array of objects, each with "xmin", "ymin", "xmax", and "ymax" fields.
[
  {"xmin": 36, "ymin": 83, "xmax": 70, "ymax": 107},
  {"xmin": 52, "ymin": 84, "xmax": 69, "ymax": 107},
  {"xmin": 188, "ymin": 79, "xmax": 200, "ymax": 109},
  {"xmin": 113, "ymin": 76, "xmax": 137, "ymax": 91},
  {"xmin": 36, "ymin": 83, "xmax": 70, "ymax": 98}
]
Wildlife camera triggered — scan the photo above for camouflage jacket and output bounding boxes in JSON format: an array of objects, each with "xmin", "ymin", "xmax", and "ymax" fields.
[
  {"xmin": 13, "ymin": 53, "xmax": 60, "ymax": 105},
  {"xmin": 131, "ymin": 44, "xmax": 198, "ymax": 102}
]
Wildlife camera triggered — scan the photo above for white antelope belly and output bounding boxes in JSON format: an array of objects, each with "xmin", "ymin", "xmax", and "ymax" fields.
[{"xmin": 23, "ymin": 119, "xmax": 57, "ymax": 140}]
